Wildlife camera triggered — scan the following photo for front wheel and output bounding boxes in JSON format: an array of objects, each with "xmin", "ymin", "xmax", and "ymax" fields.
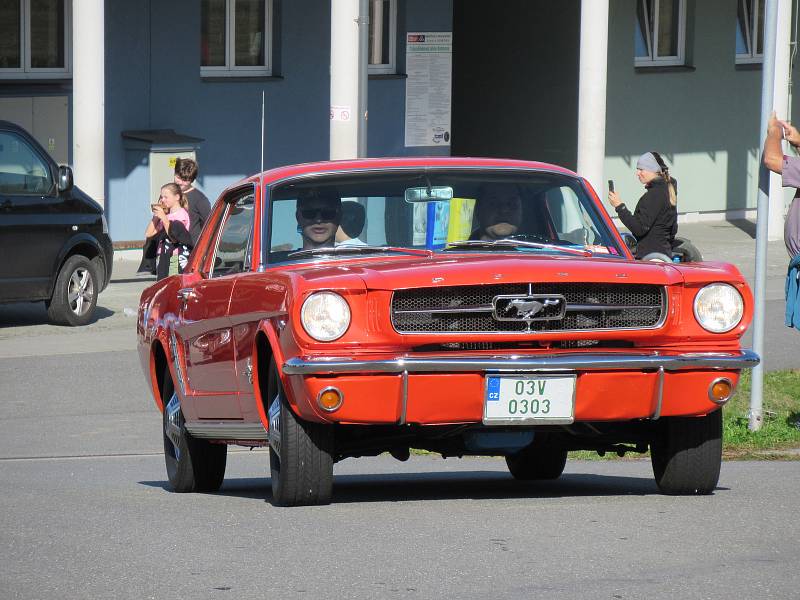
[
  {"xmin": 267, "ymin": 359, "xmax": 334, "ymax": 506},
  {"xmin": 162, "ymin": 367, "xmax": 227, "ymax": 493},
  {"xmin": 650, "ymin": 410, "xmax": 722, "ymax": 495},
  {"xmin": 47, "ymin": 255, "xmax": 98, "ymax": 326}
]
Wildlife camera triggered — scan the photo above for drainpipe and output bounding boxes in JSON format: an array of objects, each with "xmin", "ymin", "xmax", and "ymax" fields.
[{"xmin": 576, "ymin": 0, "xmax": 609, "ymax": 195}]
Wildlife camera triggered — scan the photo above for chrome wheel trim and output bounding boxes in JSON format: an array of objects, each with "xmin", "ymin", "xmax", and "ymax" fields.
[
  {"xmin": 67, "ymin": 267, "xmax": 94, "ymax": 316},
  {"xmin": 165, "ymin": 392, "xmax": 183, "ymax": 460}
]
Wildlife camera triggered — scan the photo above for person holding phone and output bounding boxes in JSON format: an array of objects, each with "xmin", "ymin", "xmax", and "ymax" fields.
[
  {"xmin": 763, "ymin": 111, "xmax": 800, "ymax": 330},
  {"xmin": 144, "ymin": 183, "xmax": 191, "ymax": 280},
  {"xmin": 607, "ymin": 152, "xmax": 678, "ymax": 260}
]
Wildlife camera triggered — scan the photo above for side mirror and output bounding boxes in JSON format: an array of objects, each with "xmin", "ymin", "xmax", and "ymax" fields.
[
  {"xmin": 57, "ymin": 165, "xmax": 74, "ymax": 193},
  {"xmin": 620, "ymin": 232, "xmax": 638, "ymax": 255}
]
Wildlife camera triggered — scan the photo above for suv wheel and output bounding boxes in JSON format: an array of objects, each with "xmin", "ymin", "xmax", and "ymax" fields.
[{"xmin": 46, "ymin": 255, "xmax": 98, "ymax": 326}]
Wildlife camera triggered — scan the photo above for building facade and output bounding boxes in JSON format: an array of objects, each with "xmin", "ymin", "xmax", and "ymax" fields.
[{"xmin": 0, "ymin": 0, "xmax": 797, "ymax": 243}]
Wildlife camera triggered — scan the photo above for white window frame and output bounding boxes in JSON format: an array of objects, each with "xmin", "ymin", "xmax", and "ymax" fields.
[
  {"xmin": 367, "ymin": 0, "xmax": 397, "ymax": 75},
  {"xmin": 200, "ymin": 0, "xmax": 273, "ymax": 77},
  {"xmin": 634, "ymin": 0, "xmax": 686, "ymax": 68},
  {"xmin": 736, "ymin": 0, "xmax": 763, "ymax": 64},
  {"xmin": 0, "ymin": 0, "xmax": 72, "ymax": 80}
]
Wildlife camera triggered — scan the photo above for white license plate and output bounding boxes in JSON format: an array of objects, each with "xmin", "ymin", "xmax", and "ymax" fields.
[{"xmin": 483, "ymin": 375, "xmax": 576, "ymax": 425}]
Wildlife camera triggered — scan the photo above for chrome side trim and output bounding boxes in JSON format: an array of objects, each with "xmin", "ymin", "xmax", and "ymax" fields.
[
  {"xmin": 185, "ymin": 422, "xmax": 268, "ymax": 440},
  {"xmin": 169, "ymin": 330, "xmax": 187, "ymax": 397},
  {"xmin": 283, "ymin": 350, "xmax": 760, "ymax": 375}
]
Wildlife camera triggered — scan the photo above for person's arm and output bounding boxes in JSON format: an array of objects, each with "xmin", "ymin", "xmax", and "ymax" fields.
[
  {"xmin": 145, "ymin": 206, "xmax": 169, "ymax": 238},
  {"xmin": 614, "ymin": 190, "xmax": 660, "ymax": 239},
  {"xmin": 764, "ymin": 112, "xmax": 786, "ymax": 174}
]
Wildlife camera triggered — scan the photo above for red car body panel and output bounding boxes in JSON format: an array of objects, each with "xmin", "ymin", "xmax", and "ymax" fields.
[{"xmin": 137, "ymin": 157, "xmax": 757, "ymax": 450}]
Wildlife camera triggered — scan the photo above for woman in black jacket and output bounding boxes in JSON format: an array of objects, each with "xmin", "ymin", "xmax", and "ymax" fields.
[{"xmin": 608, "ymin": 151, "xmax": 677, "ymax": 260}]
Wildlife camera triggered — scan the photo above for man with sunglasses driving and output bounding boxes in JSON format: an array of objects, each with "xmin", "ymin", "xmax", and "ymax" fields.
[{"xmin": 296, "ymin": 192, "xmax": 343, "ymax": 249}]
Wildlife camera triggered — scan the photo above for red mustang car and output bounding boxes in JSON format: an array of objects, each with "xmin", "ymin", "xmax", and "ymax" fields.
[{"xmin": 137, "ymin": 157, "xmax": 758, "ymax": 506}]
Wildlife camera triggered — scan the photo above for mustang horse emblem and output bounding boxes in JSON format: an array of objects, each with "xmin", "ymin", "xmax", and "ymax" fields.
[{"xmin": 506, "ymin": 297, "xmax": 561, "ymax": 319}]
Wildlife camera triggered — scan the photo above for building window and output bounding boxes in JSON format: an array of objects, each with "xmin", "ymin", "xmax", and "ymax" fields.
[
  {"xmin": 634, "ymin": 0, "xmax": 686, "ymax": 67},
  {"xmin": 0, "ymin": 0, "xmax": 71, "ymax": 79},
  {"xmin": 201, "ymin": 0, "xmax": 272, "ymax": 77},
  {"xmin": 368, "ymin": 0, "xmax": 396, "ymax": 74},
  {"xmin": 736, "ymin": 0, "xmax": 764, "ymax": 64}
]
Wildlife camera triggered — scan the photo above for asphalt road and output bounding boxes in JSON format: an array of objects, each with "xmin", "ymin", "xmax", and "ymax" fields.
[{"xmin": 0, "ymin": 240, "xmax": 798, "ymax": 600}]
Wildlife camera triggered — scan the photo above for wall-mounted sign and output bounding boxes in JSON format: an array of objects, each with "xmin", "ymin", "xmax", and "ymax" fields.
[{"xmin": 404, "ymin": 32, "xmax": 452, "ymax": 148}]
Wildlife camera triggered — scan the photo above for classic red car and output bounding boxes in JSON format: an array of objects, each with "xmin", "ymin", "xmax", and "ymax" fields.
[{"xmin": 137, "ymin": 157, "xmax": 758, "ymax": 506}]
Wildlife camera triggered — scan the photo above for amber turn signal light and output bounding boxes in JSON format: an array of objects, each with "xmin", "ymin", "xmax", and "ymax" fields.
[
  {"xmin": 708, "ymin": 378, "xmax": 734, "ymax": 404},
  {"xmin": 317, "ymin": 387, "xmax": 343, "ymax": 412}
]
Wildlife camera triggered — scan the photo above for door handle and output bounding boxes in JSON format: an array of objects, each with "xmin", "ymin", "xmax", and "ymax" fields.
[{"xmin": 177, "ymin": 288, "xmax": 198, "ymax": 302}]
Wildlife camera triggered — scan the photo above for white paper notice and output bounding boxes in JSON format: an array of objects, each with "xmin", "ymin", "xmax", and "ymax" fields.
[{"xmin": 404, "ymin": 32, "xmax": 452, "ymax": 148}]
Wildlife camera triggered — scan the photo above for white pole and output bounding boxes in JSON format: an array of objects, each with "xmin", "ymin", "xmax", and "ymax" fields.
[
  {"xmin": 72, "ymin": 0, "xmax": 105, "ymax": 205},
  {"xmin": 357, "ymin": 0, "xmax": 369, "ymax": 158},
  {"xmin": 749, "ymin": 0, "xmax": 779, "ymax": 432},
  {"xmin": 576, "ymin": 0, "xmax": 609, "ymax": 195},
  {"xmin": 330, "ymin": 0, "xmax": 360, "ymax": 160},
  {"xmin": 768, "ymin": 0, "xmax": 793, "ymax": 241}
]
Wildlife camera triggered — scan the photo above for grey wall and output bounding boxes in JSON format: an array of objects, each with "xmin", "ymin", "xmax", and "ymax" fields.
[
  {"xmin": 604, "ymin": 0, "xmax": 800, "ymax": 216},
  {"xmin": 104, "ymin": 0, "xmax": 452, "ymax": 242},
  {"xmin": 451, "ymin": 0, "xmax": 581, "ymax": 168}
]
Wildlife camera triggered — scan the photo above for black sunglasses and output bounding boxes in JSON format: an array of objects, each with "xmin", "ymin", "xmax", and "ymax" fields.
[{"xmin": 299, "ymin": 207, "xmax": 338, "ymax": 221}]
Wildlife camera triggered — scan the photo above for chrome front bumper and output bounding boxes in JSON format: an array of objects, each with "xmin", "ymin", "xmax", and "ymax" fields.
[{"xmin": 283, "ymin": 350, "xmax": 760, "ymax": 375}]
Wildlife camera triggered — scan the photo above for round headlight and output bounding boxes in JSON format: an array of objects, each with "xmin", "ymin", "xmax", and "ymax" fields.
[
  {"xmin": 693, "ymin": 283, "xmax": 744, "ymax": 333},
  {"xmin": 301, "ymin": 292, "xmax": 351, "ymax": 341}
]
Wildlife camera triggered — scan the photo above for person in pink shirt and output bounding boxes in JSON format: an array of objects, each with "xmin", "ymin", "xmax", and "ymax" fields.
[{"xmin": 144, "ymin": 183, "xmax": 191, "ymax": 280}]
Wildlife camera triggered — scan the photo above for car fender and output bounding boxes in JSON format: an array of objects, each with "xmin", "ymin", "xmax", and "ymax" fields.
[
  {"xmin": 49, "ymin": 233, "xmax": 107, "ymax": 295},
  {"xmin": 253, "ymin": 319, "xmax": 288, "ymax": 430}
]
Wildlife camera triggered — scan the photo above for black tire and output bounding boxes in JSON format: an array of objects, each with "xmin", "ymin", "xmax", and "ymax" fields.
[
  {"xmin": 162, "ymin": 366, "xmax": 227, "ymax": 493},
  {"xmin": 673, "ymin": 237, "xmax": 703, "ymax": 262},
  {"xmin": 267, "ymin": 359, "xmax": 334, "ymax": 506},
  {"xmin": 47, "ymin": 255, "xmax": 99, "ymax": 326},
  {"xmin": 506, "ymin": 444, "xmax": 568, "ymax": 480},
  {"xmin": 650, "ymin": 409, "xmax": 722, "ymax": 495}
]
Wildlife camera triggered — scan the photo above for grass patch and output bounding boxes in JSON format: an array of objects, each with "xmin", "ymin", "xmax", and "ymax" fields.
[{"xmin": 722, "ymin": 369, "xmax": 800, "ymax": 456}]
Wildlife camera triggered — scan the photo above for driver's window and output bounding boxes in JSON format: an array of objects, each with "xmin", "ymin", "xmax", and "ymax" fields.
[
  {"xmin": 210, "ymin": 192, "xmax": 255, "ymax": 278},
  {"xmin": 545, "ymin": 186, "xmax": 600, "ymax": 246},
  {"xmin": 0, "ymin": 132, "xmax": 51, "ymax": 195}
]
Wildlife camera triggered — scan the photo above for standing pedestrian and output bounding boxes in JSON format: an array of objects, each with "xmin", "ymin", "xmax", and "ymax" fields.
[
  {"xmin": 763, "ymin": 111, "xmax": 800, "ymax": 330},
  {"xmin": 144, "ymin": 183, "xmax": 191, "ymax": 280},
  {"xmin": 608, "ymin": 152, "xmax": 678, "ymax": 260},
  {"xmin": 137, "ymin": 157, "xmax": 210, "ymax": 276}
]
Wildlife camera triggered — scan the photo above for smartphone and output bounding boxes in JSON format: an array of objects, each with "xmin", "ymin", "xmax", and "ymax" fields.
[{"xmin": 608, "ymin": 180, "xmax": 615, "ymax": 193}]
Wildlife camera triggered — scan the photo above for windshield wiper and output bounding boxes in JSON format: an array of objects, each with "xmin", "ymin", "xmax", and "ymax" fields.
[
  {"xmin": 288, "ymin": 245, "xmax": 432, "ymax": 259},
  {"xmin": 444, "ymin": 239, "xmax": 592, "ymax": 257}
]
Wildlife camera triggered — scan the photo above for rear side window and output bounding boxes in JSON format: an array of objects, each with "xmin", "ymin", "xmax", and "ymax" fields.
[
  {"xmin": 210, "ymin": 191, "xmax": 255, "ymax": 278},
  {"xmin": 0, "ymin": 131, "xmax": 51, "ymax": 195}
]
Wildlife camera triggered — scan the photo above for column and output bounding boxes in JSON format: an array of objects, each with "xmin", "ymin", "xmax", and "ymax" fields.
[
  {"xmin": 576, "ymin": 0, "xmax": 609, "ymax": 195},
  {"xmin": 768, "ymin": 0, "xmax": 792, "ymax": 240},
  {"xmin": 72, "ymin": 0, "xmax": 105, "ymax": 206}
]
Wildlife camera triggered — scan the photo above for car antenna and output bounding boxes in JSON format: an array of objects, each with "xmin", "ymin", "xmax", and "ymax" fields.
[{"xmin": 258, "ymin": 90, "xmax": 266, "ymax": 271}]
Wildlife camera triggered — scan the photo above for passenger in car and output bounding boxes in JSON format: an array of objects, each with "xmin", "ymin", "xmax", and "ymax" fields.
[
  {"xmin": 470, "ymin": 184, "xmax": 524, "ymax": 241},
  {"xmin": 335, "ymin": 200, "xmax": 367, "ymax": 246},
  {"xmin": 296, "ymin": 192, "xmax": 342, "ymax": 249}
]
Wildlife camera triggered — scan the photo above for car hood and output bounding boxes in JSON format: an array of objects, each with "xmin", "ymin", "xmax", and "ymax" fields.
[{"xmin": 283, "ymin": 253, "xmax": 722, "ymax": 291}]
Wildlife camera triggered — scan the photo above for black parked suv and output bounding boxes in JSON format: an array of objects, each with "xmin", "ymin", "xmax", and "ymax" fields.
[{"xmin": 0, "ymin": 120, "xmax": 113, "ymax": 325}]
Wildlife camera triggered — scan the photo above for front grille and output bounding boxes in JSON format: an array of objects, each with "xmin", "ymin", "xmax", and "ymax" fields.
[{"xmin": 391, "ymin": 283, "xmax": 665, "ymax": 334}]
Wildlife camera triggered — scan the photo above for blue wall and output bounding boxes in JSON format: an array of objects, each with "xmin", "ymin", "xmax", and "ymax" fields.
[{"xmin": 104, "ymin": 0, "xmax": 453, "ymax": 242}]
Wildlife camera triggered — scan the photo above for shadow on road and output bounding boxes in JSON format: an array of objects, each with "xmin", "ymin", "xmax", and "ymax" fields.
[
  {"xmin": 138, "ymin": 469, "xmax": 722, "ymax": 504},
  {"xmin": 0, "ymin": 303, "xmax": 115, "ymax": 328}
]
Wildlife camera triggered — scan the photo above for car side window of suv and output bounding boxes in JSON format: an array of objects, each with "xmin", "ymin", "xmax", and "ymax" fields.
[
  {"xmin": 209, "ymin": 190, "xmax": 256, "ymax": 278},
  {"xmin": 0, "ymin": 131, "xmax": 52, "ymax": 195}
]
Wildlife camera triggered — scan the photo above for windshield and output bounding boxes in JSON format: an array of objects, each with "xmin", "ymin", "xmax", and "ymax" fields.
[{"xmin": 265, "ymin": 169, "xmax": 623, "ymax": 264}]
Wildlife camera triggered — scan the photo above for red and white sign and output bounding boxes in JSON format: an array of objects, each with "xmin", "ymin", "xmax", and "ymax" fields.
[{"xmin": 330, "ymin": 105, "xmax": 352, "ymax": 122}]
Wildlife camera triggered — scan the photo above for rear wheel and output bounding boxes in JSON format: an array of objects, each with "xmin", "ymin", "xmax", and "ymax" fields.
[
  {"xmin": 162, "ymin": 366, "xmax": 227, "ymax": 493},
  {"xmin": 506, "ymin": 444, "xmax": 568, "ymax": 480},
  {"xmin": 267, "ymin": 359, "xmax": 334, "ymax": 506},
  {"xmin": 673, "ymin": 237, "xmax": 703, "ymax": 262},
  {"xmin": 47, "ymin": 255, "xmax": 98, "ymax": 326},
  {"xmin": 650, "ymin": 410, "xmax": 722, "ymax": 495}
]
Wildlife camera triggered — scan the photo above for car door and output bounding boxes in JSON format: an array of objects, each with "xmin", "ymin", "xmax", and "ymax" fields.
[
  {"xmin": 176, "ymin": 188, "xmax": 256, "ymax": 420},
  {"xmin": 0, "ymin": 129, "xmax": 68, "ymax": 301}
]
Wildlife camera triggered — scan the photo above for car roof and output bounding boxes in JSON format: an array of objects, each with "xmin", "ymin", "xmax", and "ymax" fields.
[{"xmin": 234, "ymin": 157, "xmax": 580, "ymax": 190}]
